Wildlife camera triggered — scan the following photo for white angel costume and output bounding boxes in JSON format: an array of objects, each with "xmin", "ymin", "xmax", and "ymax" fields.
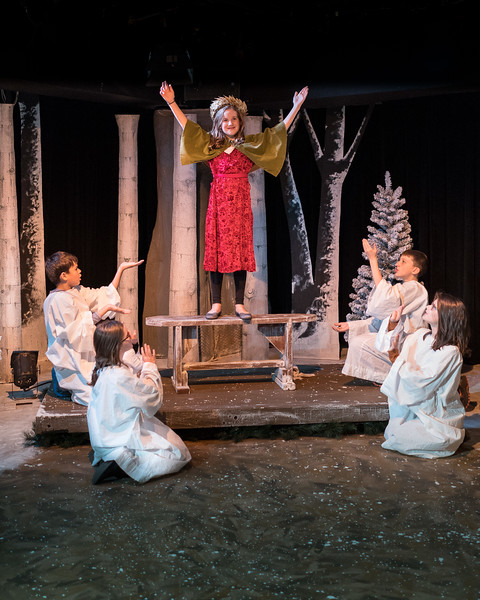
[
  {"xmin": 380, "ymin": 328, "xmax": 465, "ymax": 458},
  {"xmin": 87, "ymin": 362, "xmax": 191, "ymax": 483},
  {"xmin": 43, "ymin": 284, "xmax": 123, "ymax": 405},
  {"xmin": 342, "ymin": 279, "xmax": 428, "ymax": 384}
]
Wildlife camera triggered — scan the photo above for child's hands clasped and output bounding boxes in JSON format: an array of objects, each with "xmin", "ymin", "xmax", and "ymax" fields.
[{"xmin": 141, "ymin": 343, "xmax": 156, "ymax": 364}]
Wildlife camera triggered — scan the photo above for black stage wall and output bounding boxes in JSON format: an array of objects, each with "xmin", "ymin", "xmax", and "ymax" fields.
[{"xmin": 17, "ymin": 91, "xmax": 479, "ymax": 363}]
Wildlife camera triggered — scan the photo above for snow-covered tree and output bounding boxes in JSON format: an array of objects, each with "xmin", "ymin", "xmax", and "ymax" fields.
[
  {"xmin": 292, "ymin": 104, "xmax": 374, "ymax": 360},
  {"xmin": 347, "ymin": 171, "xmax": 413, "ymax": 321}
]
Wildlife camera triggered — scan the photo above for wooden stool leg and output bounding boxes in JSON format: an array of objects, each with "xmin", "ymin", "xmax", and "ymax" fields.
[
  {"xmin": 171, "ymin": 324, "xmax": 190, "ymax": 393},
  {"xmin": 273, "ymin": 320, "xmax": 296, "ymax": 391}
]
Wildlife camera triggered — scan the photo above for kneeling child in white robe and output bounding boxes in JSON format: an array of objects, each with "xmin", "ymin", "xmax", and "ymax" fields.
[
  {"xmin": 380, "ymin": 291, "xmax": 470, "ymax": 459},
  {"xmin": 87, "ymin": 320, "xmax": 191, "ymax": 484}
]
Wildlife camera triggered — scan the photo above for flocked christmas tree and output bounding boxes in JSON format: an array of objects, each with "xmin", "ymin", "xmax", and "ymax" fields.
[{"xmin": 346, "ymin": 171, "xmax": 414, "ymax": 322}]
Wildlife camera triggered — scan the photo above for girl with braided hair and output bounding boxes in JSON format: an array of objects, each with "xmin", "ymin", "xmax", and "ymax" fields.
[{"xmin": 160, "ymin": 81, "xmax": 308, "ymax": 321}]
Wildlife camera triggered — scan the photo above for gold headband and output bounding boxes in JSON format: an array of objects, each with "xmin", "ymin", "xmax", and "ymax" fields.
[{"xmin": 209, "ymin": 95, "xmax": 248, "ymax": 119}]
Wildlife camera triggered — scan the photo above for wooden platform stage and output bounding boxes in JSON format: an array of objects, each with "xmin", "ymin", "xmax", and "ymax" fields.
[{"xmin": 33, "ymin": 363, "xmax": 388, "ymax": 435}]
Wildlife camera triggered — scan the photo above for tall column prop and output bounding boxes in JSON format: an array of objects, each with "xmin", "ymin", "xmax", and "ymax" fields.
[
  {"xmin": 115, "ymin": 114, "xmax": 140, "ymax": 336},
  {"xmin": 142, "ymin": 111, "xmax": 174, "ymax": 363},
  {"xmin": 0, "ymin": 103, "xmax": 22, "ymax": 382},
  {"xmin": 19, "ymin": 97, "xmax": 47, "ymax": 358},
  {"xmin": 243, "ymin": 115, "xmax": 269, "ymax": 360},
  {"xmin": 169, "ymin": 114, "xmax": 198, "ymax": 363}
]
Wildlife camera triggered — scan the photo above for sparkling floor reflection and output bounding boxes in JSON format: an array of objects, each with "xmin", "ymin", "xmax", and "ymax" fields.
[{"xmin": 2, "ymin": 425, "xmax": 480, "ymax": 600}]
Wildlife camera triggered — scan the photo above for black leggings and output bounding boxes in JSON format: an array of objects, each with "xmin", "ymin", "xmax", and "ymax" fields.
[{"xmin": 210, "ymin": 270, "xmax": 247, "ymax": 305}]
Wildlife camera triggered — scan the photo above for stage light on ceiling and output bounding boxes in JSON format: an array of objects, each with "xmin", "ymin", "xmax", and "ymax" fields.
[{"xmin": 146, "ymin": 44, "xmax": 193, "ymax": 86}]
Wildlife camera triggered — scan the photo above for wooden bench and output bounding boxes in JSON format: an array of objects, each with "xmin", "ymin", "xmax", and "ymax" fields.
[{"xmin": 145, "ymin": 313, "xmax": 317, "ymax": 393}]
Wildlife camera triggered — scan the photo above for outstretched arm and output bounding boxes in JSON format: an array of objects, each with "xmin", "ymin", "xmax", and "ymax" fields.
[
  {"xmin": 160, "ymin": 81, "xmax": 188, "ymax": 129},
  {"xmin": 110, "ymin": 260, "xmax": 144, "ymax": 289},
  {"xmin": 362, "ymin": 238, "xmax": 382, "ymax": 286},
  {"xmin": 282, "ymin": 86, "xmax": 309, "ymax": 131}
]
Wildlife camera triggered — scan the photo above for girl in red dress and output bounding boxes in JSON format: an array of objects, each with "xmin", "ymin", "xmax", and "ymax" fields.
[{"xmin": 160, "ymin": 82, "xmax": 308, "ymax": 321}]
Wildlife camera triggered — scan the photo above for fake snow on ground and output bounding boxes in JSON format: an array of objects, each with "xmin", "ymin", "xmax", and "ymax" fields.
[{"xmin": 2, "ymin": 418, "xmax": 480, "ymax": 597}]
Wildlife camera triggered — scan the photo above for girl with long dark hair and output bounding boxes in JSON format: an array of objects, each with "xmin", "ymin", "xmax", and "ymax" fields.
[
  {"xmin": 87, "ymin": 320, "xmax": 191, "ymax": 484},
  {"xmin": 380, "ymin": 291, "xmax": 470, "ymax": 458}
]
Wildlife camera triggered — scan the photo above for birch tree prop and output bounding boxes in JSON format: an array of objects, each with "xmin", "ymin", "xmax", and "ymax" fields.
[
  {"xmin": 169, "ymin": 115, "xmax": 198, "ymax": 363},
  {"xmin": 347, "ymin": 171, "xmax": 413, "ymax": 322},
  {"xmin": 116, "ymin": 114, "xmax": 140, "ymax": 336},
  {"xmin": 276, "ymin": 111, "xmax": 314, "ymax": 304},
  {"xmin": 292, "ymin": 105, "xmax": 374, "ymax": 360},
  {"xmin": 0, "ymin": 102, "xmax": 22, "ymax": 382},
  {"xmin": 19, "ymin": 96, "xmax": 47, "ymax": 356},
  {"xmin": 142, "ymin": 111, "xmax": 174, "ymax": 360},
  {"xmin": 243, "ymin": 115, "xmax": 268, "ymax": 360}
]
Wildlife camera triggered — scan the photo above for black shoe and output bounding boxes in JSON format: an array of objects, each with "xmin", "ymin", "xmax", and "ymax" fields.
[
  {"xmin": 88, "ymin": 449, "xmax": 95, "ymax": 464},
  {"xmin": 206, "ymin": 309, "xmax": 222, "ymax": 320},
  {"xmin": 92, "ymin": 460, "xmax": 128, "ymax": 485},
  {"xmin": 235, "ymin": 310, "xmax": 252, "ymax": 323}
]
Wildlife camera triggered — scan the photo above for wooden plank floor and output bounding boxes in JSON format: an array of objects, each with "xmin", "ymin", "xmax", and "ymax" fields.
[{"xmin": 34, "ymin": 363, "xmax": 388, "ymax": 434}]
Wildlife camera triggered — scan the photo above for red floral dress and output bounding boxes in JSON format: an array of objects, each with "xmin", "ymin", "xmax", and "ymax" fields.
[{"xmin": 204, "ymin": 149, "xmax": 256, "ymax": 273}]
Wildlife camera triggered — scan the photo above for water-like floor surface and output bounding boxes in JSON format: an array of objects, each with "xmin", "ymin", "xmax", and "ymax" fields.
[{"xmin": 2, "ymin": 409, "xmax": 480, "ymax": 600}]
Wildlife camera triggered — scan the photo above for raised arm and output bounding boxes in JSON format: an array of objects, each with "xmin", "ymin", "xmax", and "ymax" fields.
[
  {"xmin": 110, "ymin": 260, "xmax": 144, "ymax": 289},
  {"xmin": 159, "ymin": 81, "xmax": 188, "ymax": 129},
  {"xmin": 362, "ymin": 238, "xmax": 383, "ymax": 287},
  {"xmin": 282, "ymin": 86, "xmax": 309, "ymax": 131}
]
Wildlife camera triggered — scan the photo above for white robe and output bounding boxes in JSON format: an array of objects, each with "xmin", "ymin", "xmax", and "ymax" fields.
[
  {"xmin": 342, "ymin": 279, "xmax": 428, "ymax": 383},
  {"xmin": 43, "ymin": 284, "xmax": 121, "ymax": 405},
  {"xmin": 380, "ymin": 328, "xmax": 464, "ymax": 458},
  {"xmin": 87, "ymin": 362, "xmax": 191, "ymax": 483}
]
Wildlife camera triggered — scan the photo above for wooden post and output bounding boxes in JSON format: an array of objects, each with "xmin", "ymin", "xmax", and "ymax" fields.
[
  {"xmin": 19, "ymin": 97, "xmax": 47, "ymax": 361},
  {"xmin": 0, "ymin": 103, "xmax": 22, "ymax": 382},
  {"xmin": 169, "ymin": 114, "xmax": 198, "ymax": 363},
  {"xmin": 115, "ymin": 114, "xmax": 140, "ymax": 336},
  {"xmin": 142, "ymin": 111, "xmax": 174, "ymax": 363},
  {"xmin": 243, "ymin": 115, "xmax": 269, "ymax": 360}
]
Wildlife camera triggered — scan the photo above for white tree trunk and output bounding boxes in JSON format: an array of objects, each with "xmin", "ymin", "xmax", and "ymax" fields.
[
  {"xmin": 0, "ymin": 104, "xmax": 22, "ymax": 382},
  {"xmin": 19, "ymin": 98, "xmax": 47, "ymax": 359},
  {"xmin": 115, "ymin": 114, "xmax": 140, "ymax": 335},
  {"xmin": 243, "ymin": 115, "xmax": 268, "ymax": 360},
  {"xmin": 169, "ymin": 115, "xmax": 198, "ymax": 362},
  {"xmin": 293, "ymin": 106, "xmax": 374, "ymax": 362},
  {"xmin": 142, "ymin": 111, "xmax": 174, "ymax": 363}
]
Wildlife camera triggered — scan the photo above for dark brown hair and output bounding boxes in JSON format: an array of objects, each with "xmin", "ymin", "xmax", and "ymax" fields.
[
  {"xmin": 430, "ymin": 291, "xmax": 470, "ymax": 355},
  {"xmin": 45, "ymin": 251, "xmax": 78, "ymax": 285},
  {"xmin": 90, "ymin": 320, "xmax": 126, "ymax": 386},
  {"xmin": 209, "ymin": 106, "xmax": 245, "ymax": 150},
  {"xmin": 401, "ymin": 249, "xmax": 428, "ymax": 279}
]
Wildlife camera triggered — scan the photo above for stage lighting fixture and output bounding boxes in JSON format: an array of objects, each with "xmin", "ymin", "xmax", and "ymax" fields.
[{"xmin": 10, "ymin": 350, "xmax": 38, "ymax": 390}]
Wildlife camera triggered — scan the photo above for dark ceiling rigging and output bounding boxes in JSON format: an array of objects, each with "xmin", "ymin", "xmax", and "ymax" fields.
[{"xmin": 2, "ymin": 0, "xmax": 479, "ymax": 109}]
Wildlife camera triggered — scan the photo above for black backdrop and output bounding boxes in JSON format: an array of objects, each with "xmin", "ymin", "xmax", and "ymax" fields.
[{"xmin": 19, "ymin": 91, "xmax": 479, "ymax": 363}]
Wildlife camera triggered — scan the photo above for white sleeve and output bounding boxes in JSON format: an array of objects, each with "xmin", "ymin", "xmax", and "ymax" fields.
[
  {"xmin": 374, "ymin": 317, "xmax": 405, "ymax": 353},
  {"xmin": 79, "ymin": 283, "xmax": 121, "ymax": 319},
  {"xmin": 388, "ymin": 338, "xmax": 462, "ymax": 407},
  {"xmin": 122, "ymin": 348, "xmax": 143, "ymax": 374},
  {"xmin": 47, "ymin": 293, "xmax": 95, "ymax": 355}
]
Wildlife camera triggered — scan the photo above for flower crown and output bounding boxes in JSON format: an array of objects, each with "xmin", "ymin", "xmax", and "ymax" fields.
[{"xmin": 209, "ymin": 95, "xmax": 248, "ymax": 119}]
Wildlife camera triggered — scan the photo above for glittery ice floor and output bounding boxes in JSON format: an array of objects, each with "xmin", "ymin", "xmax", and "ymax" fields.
[{"xmin": 1, "ymin": 369, "xmax": 480, "ymax": 600}]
